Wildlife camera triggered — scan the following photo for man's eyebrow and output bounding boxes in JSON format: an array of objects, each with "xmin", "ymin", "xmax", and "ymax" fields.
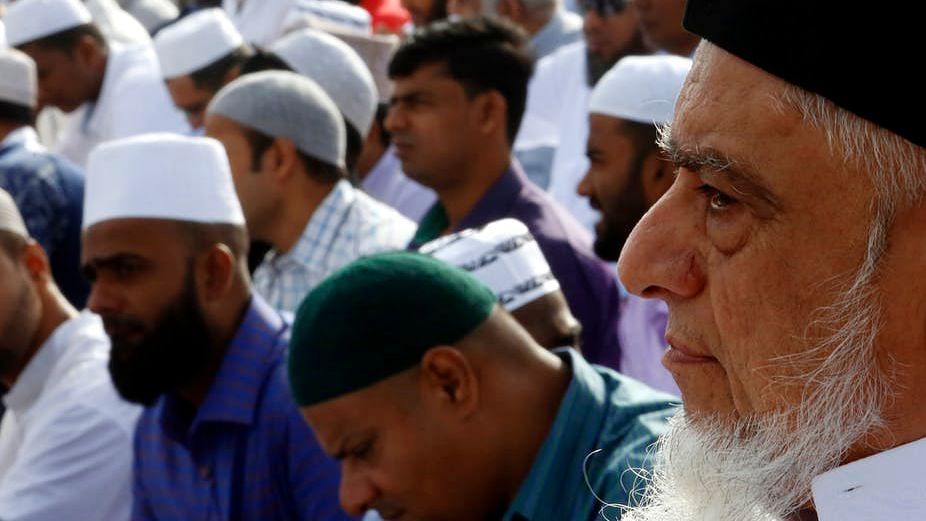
[{"xmin": 659, "ymin": 131, "xmax": 783, "ymax": 211}]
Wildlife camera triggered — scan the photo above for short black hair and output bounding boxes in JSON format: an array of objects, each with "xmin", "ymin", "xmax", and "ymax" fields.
[
  {"xmin": 244, "ymin": 128, "xmax": 344, "ymax": 184},
  {"xmin": 374, "ymin": 101, "xmax": 392, "ymax": 148},
  {"xmin": 189, "ymin": 45, "xmax": 252, "ymax": 92},
  {"xmin": 388, "ymin": 17, "xmax": 534, "ymax": 146},
  {"xmin": 0, "ymin": 100, "xmax": 34, "ymax": 126},
  {"xmin": 19, "ymin": 23, "xmax": 107, "ymax": 53},
  {"xmin": 239, "ymin": 48, "xmax": 294, "ymax": 76},
  {"xmin": 618, "ymin": 119, "xmax": 660, "ymax": 155}
]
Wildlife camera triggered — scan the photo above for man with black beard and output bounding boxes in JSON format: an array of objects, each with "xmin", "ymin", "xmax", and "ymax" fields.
[
  {"xmin": 576, "ymin": 54, "xmax": 691, "ymax": 395},
  {"xmin": 80, "ymin": 133, "xmax": 353, "ymax": 520}
]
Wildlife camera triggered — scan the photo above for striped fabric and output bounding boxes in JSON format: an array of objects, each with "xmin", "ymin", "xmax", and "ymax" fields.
[
  {"xmin": 254, "ymin": 180, "xmax": 415, "ymax": 313},
  {"xmin": 503, "ymin": 349, "xmax": 679, "ymax": 521},
  {"xmin": 131, "ymin": 295, "xmax": 354, "ymax": 521}
]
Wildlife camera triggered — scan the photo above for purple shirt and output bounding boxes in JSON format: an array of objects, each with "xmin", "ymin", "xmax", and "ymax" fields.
[
  {"xmin": 410, "ymin": 163, "xmax": 622, "ymax": 369},
  {"xmin": 618, "ymin": 295, "xmax": 680, "ymax": 396}
]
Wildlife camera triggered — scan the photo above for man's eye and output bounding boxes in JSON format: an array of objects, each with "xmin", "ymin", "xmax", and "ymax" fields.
[{"xmin": 697, "ymin": 184, "xmax": 737, "ymax": 212}]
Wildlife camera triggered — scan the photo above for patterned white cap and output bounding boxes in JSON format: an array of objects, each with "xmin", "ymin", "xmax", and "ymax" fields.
[
  {"xmin": 4, "ymin": 0, "xmax": 93, "ymax": 47},
  {"xmin": 0, "ymin": 49, "xmax": 37, "ymax": 108},
  {"xmin": 83, "ymin": 133, "xmax": 246, "ymax": 229},
  {"xmin": 589, "ymin": 54, "xmax": 692, "ymax": 125},
  {"xmin": 420, "ymin": 218, "xmax": 561, "ymax": 311},
  {"xmin": 282, "ymin": 0, "xmax": 372, "ymax": 35},
  {"xmin": 272, "ymin": 28, "xmax": 377, "ymax": 137},
  {"xmin": 0, "ymin": 189, "xmax": 29, "ymax": 239},
  {"xmin": 154, "ymin": 8, "xmax": 245, "ymax": 79}
]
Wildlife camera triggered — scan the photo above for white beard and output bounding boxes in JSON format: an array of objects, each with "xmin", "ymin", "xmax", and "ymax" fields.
[{"xmin": 619, "ymin": 276, "xmax": 892, "ymax": 521}]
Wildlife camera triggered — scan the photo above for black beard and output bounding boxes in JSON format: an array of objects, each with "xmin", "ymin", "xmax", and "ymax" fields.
[
  {"xmin": 105, "ymin": 269, "xmax": 212, "ymax": 406},
  {"xmin": 593, "ymin": 157, "xmax": 650, "ymax": 261}
]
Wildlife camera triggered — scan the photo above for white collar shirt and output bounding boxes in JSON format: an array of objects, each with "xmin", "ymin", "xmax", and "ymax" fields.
[{"xmin": 0, "ymin": 311, "xmax": 141, "ymax": 520}]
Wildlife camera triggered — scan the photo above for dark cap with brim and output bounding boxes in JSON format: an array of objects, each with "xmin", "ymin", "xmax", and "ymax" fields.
[
  {"xmin": 683, "ymin": 0, "xmax": 924, "ymax": 148},
  {"xmin": 288, "ymin": 251, "xmax": 498, "ymax": 407}
]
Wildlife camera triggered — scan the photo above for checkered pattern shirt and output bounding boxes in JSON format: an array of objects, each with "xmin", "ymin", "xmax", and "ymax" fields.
[{"xmin": 254, "ymin": 180, "xmax": 415, "ymax": 312}]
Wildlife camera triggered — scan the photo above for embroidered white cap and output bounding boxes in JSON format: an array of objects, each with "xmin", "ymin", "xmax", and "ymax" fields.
[
  {"xmin": 83, "ymin": 133, "xmax": 246, "ymax": 229},
  {"xmin": 420, "ymin": 218, "xmax": 561, "ymax": 311},
  {"xmin": 0, "ymin": 49, "xmax": 38, "ymax": 108},
  {"xmin": 272, "ymin": 28, "xmax": 377, "ymax": 137},
  {"xmin": 4, "ymin": 0, "xmax": 94, "ymax": 47},
  {"xmin": 589, "ymin": 54, "xmax": 692, "ymax": 125},
  {"xmin": 154, "ymin": 8, "xmax": 245, "ymax": 79},
  {"xmin": 0, "ymin": 189, "xmax": 29, "ymax": 239}
]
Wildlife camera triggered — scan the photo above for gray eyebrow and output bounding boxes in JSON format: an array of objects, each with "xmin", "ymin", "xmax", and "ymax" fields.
[{"xmin": 658, "ymin": 126, "xmax": 783, "ymax": 212}]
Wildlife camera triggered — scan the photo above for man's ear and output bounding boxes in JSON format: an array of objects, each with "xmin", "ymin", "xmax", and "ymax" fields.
[
  {"xmin": 262, "ymin": 137, "xmax": 301, "ymax": 187},
  {"xmin": 641, "ymin": 151, "xmax": 675, "ymax": 206},
  {"xmin": 22, "ymin": 241, "xmax": 52, "ymax": 284},
  {"xmin": 74, "ymin": 34, "xmax": 103, "ymax": 68},
  {"xmin": 418, "ymin": 346, "xmax": 480, "ymax": 419},
  {"xmin": 196, "ymin": 243, "xmax": 236, "ymax": 303},
  {"xmin": 475, "ymin": 90, "xmax": 508, "ymax": 139}
]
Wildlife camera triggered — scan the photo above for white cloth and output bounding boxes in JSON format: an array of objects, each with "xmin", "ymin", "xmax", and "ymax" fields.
[
  {"xmin": 0, "ymin": 312, "xmax": 141, "ymax": 521},
  {"xmin": 223, "ymin": 0, "xmax": 294, "ymax": 48},
  {"xmin": 84, "ymin": 133, "xmax": 245, "ymax": 228},
  {"xmin": 254, "ymin": 180, "xmax": 415, "ymax": 312},
  {"xmin": 0, "ymin": 20, "xmax": 7, "ymax": 48},
  {"xmin": 52, "ymin": 43, "xmax": 188, "ymax": 167},
  {"xmin": 812, "ymin": 436, "xmax": 926, "ymax": 521},
  {"xmin": 516, "ymin": 41, "xmax": 597, "ymax": 231},
  {"xmin": 119, "ymin": 0, "xmax": 179, "ymax": 33},
  {"xmin": 86, "ymin": 0, "xmax": 152, "ymax": 46}
]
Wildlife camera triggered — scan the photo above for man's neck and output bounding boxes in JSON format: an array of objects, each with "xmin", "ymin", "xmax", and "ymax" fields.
[
  {"xmin": 435, "ymin": 149, "xmax": 512, "ymax": 233},
  {"xmin": 0, "ymin": 123, "xmax": 24, "ymax": 144},
  {"xmin": 0, "ymin": 290, "xmax": 78, "ymax": 389},
  {"xmin": 522, "ymin": 9, "xmax": 554, "ymax": 37},
  {"xmin": 268, "ymin": 178, "xmax": 338, "ymax": 254}
]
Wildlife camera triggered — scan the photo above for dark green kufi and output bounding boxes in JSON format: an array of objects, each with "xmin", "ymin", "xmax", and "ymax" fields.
[{"xmin": 288, "ymin": 251, "xmax": 497, "ymax": 407}]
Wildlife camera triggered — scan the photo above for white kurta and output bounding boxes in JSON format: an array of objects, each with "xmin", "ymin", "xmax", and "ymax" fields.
[
  {"xmin": 0, "ymin": 312, "xmax": 141, "ymax": 521},
  {"xmin": 812, "ymin": 436, "xmax": 926, "ymax": 520},
  {"xmin": 515, "ymin": 41, "xmax": 598, "ymax": 232},
  {"xmin": 52, "ymin": 42, "xmax": 188, "ymax": 168},
  {"xmin": 223, "ymin": 0, "xmax": 295, "ymax": 48}
]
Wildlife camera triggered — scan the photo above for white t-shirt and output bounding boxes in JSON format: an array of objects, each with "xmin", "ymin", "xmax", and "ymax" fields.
[{"xmin": 0, "ymin": 312, "xmax": 141, "ymax": 521}]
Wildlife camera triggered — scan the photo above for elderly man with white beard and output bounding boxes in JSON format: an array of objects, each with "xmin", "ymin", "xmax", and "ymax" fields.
[{"xmin": 616, "ymin": 1, "xmax": 925, "ymax": 521}]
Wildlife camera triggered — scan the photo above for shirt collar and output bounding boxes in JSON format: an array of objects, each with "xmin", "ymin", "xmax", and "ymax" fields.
[
  {"xmin": 83, "ymin": 45, "xmax": 128, "ymax": 134},
  {"xmin": 0, "ymin": 126, "xmax": 43, "ymax": 153},
  {"xmin": 159, "ymin": 295, "xmax": 288, "ymax": 440},
  {"xmin": 263, "ymin": 180, "xmax": 355, "ymax": 271},
  {"xmin": 505, "ymin": 348, "xmax": 611, "ymax": 520},
  {"xmin": 812, "ymin": 436, "xmax": 926, "ymax": 521},
  {"xmin": 2, "ymin": 313, "xmax": 90, "ymax": 413},
  {"xmin": 410, "ymin": 162, "xmax": 526, "ymax": 247}
]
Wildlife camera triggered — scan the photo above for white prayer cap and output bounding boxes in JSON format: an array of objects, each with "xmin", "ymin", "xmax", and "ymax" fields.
[
  {"xmin": 4, "ymin": 0, "xmax": 94, "ymax": 47},
  {"xmin": 0, "ymin": 189, "xmax": 29, "ymax": 239},
  {"xmin": 208, "ymin": 70, "xmax": 346, "ymax": 169},
  {"xmin": 154, "ymin": 8, "xmax": 245, "ymax": 79},
  {"xmin": 0, "ymin": 20, "xmax": 7, "ymax": 48},
  {"xmin": 588, "ymin": 54, "xmax": 692, "ymax": 125},
  {"xmin": 328, "ymin": 28, "xmax": 399, "ymax": 101},
  {"xmin": 0, "ymin": 49, "xmax": 38, "ymax": 108},
  {"xmin": 272, "ymin": 28, "xmax": 377, "ymax": 137},
  {"xmin": 83, "ymin": 133, "xmax": 245, "ymax": 230},
  {"xmin": 419, "ymin": 218, "xmax": 561, "ymax": 312}
]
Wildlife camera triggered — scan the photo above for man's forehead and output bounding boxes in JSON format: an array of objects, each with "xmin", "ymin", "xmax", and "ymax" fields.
[
  {"xmin": 82, "ymin": 218, "xmax": 187, "ymax": 254},
  {"xmin": 392, "ymin": 63, "xmax": 457, "ymax": 93}
]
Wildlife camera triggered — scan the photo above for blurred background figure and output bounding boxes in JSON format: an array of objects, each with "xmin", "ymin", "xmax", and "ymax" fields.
[
  {"xmin": 4, "ymin": 0, "xmax": 186, "ymax": 167},
  {"xmin": 0, "ymin": 48, "xmax": 89, "ymax": 307},
  {"xmin": 633, "ymin": 0, "xmax": 698, "ymax": 56},
  {"xmin": 515, "ymin": 0, "xmax": 647, "ymax": 230}
]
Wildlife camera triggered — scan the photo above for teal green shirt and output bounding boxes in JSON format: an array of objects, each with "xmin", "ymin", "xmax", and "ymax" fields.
[{"xmin": 504, "ymin": 348, "xmax": 679, "ymax": 521}]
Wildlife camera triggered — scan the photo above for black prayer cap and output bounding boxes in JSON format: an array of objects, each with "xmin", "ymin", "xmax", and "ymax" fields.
[{"xmin": 683, "ymin": 0, "xmax": 924, "ymax": 148}]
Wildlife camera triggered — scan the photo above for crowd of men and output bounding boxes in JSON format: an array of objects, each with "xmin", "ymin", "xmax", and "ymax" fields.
[{"xmin": 0, "ymin": 0, "xmax": 922, "ymax": 520}]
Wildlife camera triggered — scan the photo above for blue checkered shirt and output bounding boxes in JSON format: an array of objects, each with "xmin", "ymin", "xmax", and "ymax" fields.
[
  {"xmin": 131, "ymin": 295, "xmax": 353, "ymax": 520},
  {"xmin": 254, "ymin": 180, "xmax": 415, "ymax": 312}
]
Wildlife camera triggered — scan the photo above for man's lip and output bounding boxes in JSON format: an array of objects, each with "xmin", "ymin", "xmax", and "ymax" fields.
[
  {"xmin": 376, "ymin": 508, "xmax": 406, "ymax": 521},
  {"xmin": 663, "ymin": 335, "xmax": 718, "ymax": 365}
]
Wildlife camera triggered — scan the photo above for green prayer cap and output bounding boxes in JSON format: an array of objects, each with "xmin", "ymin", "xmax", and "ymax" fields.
[{"xmin": 288, "ymin": 251, "xmax": 498, "ymax": 407}]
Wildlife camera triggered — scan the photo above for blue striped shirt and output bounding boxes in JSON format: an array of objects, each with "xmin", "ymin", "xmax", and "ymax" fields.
[
  {"xmin": 131, "ymin": 295, "xmax": 353, "ymax": 521},
  {"xmin": 504, "ymin": 348, "xmax": 679, "ymax": 521}
]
